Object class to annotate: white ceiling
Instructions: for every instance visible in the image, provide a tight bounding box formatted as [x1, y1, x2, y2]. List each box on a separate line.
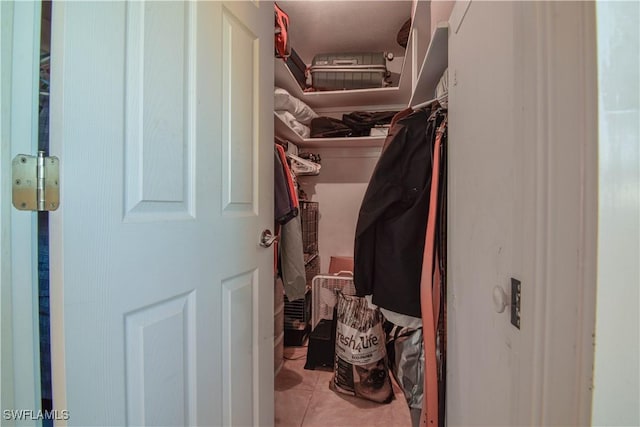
[277, 1, 413, 64]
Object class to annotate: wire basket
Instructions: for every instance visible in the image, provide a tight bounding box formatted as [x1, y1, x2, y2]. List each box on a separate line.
[304, 253, 320, 290]
[284, 291, 311, 331]
[300, 201, 319, 254]
[311, 273, 357, 330]
[283, 254, 319, 346]
[283, 290, 312, 346]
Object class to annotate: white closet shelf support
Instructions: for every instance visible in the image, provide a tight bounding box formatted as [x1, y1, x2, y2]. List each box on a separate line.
[412, 97, 440, 110]
[408, 22, 449, 109]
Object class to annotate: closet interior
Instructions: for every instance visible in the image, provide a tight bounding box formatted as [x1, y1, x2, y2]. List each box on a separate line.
[38, 2, 53, 424]
[273, 1, 452, 426]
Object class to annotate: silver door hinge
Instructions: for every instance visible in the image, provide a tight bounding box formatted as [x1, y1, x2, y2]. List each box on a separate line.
[12, 151, 59, 211]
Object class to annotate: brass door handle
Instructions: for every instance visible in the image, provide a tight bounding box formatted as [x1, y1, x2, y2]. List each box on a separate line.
[260, 229, 277, 248]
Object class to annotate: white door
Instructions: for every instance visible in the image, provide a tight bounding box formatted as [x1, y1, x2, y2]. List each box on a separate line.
[447, 3, 520, 424]
[48, 2, 274, 426]
[1, 1, 43, 418]
[447, 1, 597, 426]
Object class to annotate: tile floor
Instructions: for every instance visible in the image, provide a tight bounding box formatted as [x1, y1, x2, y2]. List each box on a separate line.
[275, 346, 412, 427]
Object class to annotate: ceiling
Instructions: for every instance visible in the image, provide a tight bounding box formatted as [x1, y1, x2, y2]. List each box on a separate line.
[277, 1, 413, 65]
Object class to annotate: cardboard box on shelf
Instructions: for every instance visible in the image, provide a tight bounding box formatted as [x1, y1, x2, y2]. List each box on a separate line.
[328, 256, 354, 275]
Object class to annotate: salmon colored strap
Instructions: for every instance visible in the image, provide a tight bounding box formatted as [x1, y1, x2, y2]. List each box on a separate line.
[275, 144, 299, 210]
[420, 118, 447, 426]
[433, 251, 441, 329]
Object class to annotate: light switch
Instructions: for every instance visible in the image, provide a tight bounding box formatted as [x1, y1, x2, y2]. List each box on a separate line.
[511, 278, 521, 329]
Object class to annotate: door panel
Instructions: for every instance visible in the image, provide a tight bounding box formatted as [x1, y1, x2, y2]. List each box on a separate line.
[447, 1, 597, 425]
[123, 1, 195, 220]
[448, 3, 518, 425]
[221, 7, 258, 214]
[49, 2, 274, 425]
[125, 292, 196, 426]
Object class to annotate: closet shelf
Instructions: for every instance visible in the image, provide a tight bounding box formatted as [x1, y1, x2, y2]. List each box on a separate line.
[274, 26, 448, 112]
[275, 113, 385, 149]
[275, 53, 413, 111]
[274, 21, 448, 150]
[408, 23, 449, 109]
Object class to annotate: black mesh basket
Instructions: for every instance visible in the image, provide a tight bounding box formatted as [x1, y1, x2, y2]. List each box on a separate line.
[300, 201, 319, 254]
[283, 253, 320, 346]
[284, 290, 311, 346]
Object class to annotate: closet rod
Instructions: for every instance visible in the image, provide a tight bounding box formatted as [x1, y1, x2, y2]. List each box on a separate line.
[411, 97, 440, 110]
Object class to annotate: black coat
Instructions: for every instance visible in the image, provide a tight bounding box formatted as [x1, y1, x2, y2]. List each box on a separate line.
[353, 109, 442, 317]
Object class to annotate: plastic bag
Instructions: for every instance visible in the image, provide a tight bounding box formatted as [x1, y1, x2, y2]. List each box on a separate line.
[310, 117, 352, 138]
[332, 292, 393, 403]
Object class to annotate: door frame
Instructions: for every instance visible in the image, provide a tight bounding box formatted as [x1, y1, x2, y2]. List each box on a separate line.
[446, 1, 598, 425]
[1, 0, 44, 423]
[511, 2, 598, 425]
[2, 1, 600, 425]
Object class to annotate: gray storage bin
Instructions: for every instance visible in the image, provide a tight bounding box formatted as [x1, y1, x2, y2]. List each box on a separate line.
[310, 52, 389, 90]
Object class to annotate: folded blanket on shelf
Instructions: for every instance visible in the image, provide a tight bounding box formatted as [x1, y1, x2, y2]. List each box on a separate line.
[275, 111, 311, 138]
[275, 87, 318, 125]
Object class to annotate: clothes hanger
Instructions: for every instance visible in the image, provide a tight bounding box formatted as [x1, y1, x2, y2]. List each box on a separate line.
[411, 92, 449, 112]
[411, 96, 440, 111]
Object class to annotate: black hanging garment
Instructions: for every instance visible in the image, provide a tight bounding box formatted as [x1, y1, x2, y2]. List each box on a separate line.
[341, 111, 398, 137]
[353, 109, 445, 317]
[310, 116, 353, 138]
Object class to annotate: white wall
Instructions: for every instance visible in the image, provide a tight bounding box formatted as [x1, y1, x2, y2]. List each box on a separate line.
[298, 147, 380, 273]
[311, 182, 367, 273]
[592, 2, 640, 425]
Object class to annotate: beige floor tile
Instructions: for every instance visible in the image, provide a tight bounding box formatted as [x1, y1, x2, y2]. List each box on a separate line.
[276, 364, 317, 392]
[277, 346, 320, 392]
[275, 387, 313, 427]
[276, 346, 412, 427]
[300, 384, 411, 427]
[301, 370, 411, 426]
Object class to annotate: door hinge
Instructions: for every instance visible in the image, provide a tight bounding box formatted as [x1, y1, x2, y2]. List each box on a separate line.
[12, 151, 59, 211]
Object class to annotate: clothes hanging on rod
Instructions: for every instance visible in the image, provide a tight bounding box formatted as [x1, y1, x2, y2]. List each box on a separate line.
[40, 54, 50, 98]
[275, 148, 293, 224]
[274, 143, 306, 302]
[419, 113, 447, 427]
[353, 108, 445, 318]
[434, 115, 448, 425]
[353, 106, 448, 427]
[275, 144, 299, 224]
[278, 214, 306, 302]
[412, 69, 449, 111]
[287, 152, 321, 176]
[411, 97, 440, 111]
